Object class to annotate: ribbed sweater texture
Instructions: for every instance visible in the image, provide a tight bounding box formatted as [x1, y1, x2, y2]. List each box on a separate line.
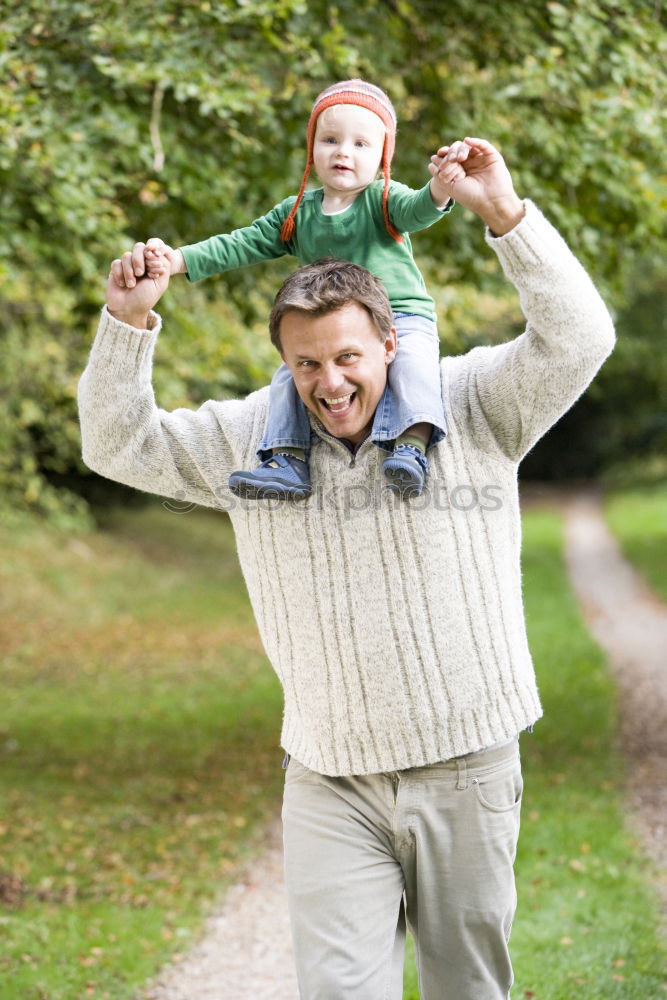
[78, 202, 615, 776]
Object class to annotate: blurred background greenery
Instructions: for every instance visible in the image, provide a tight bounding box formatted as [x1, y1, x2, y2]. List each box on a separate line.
[2, 6, 667, 996]
[1, 0, 665, 526]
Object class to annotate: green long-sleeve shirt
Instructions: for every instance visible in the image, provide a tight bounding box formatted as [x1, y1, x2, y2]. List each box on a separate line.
[181, 180, 452, 321]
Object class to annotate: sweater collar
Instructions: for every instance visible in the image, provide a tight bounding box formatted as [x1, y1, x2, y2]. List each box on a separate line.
[307, 411, 375, 456]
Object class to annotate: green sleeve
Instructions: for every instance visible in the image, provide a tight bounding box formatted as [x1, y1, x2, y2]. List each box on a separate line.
[386, 180, 454, 235]
[180, 198, 296, 282]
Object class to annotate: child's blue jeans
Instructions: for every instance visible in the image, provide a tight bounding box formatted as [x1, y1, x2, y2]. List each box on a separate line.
[257, 313, 448, 459]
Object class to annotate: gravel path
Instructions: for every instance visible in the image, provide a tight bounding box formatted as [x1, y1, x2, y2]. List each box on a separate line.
[562, 489, 667, 911]
[139, 816, 297, 1000]
[139, 487, 666, 999]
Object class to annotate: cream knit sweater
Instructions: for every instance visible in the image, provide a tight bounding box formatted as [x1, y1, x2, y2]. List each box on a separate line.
[78, 202, 615, 776]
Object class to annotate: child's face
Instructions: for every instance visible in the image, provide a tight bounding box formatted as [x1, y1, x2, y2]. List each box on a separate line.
[313, 105, 385, 199]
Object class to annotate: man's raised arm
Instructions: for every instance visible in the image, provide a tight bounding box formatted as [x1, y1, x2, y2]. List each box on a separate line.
[430, 139, 615, 462]
[78, 243, 250, 508]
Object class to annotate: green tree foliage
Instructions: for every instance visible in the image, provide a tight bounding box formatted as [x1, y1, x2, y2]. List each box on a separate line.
[522, 261, 667, 482]
[1, 0, 665, 518]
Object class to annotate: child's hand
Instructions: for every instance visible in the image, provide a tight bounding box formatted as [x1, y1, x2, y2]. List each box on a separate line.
[428, 140, 470, 207]
[144, 239, 184, 278]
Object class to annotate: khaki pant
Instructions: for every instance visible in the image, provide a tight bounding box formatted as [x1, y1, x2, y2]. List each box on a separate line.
[282, 739, 522, 999]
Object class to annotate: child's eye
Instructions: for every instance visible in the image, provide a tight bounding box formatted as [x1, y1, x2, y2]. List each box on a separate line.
[323, 136, 337, 144]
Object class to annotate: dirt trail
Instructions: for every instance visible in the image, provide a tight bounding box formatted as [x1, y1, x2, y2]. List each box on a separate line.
[140, 818, 297, 1000]
[140, 487, 666, 998]
[561, 489, 667, 903]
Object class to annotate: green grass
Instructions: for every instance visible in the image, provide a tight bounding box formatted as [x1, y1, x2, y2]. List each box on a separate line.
[605, 481, 667, 602]
[0, 504, 284, 1000]
[403, 509, 666, 998]
[1, 503, 665, 999]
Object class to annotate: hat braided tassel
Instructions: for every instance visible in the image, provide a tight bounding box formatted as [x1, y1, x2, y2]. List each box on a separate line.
[382, 152, 403, 243]
[280, 160, 313, 243]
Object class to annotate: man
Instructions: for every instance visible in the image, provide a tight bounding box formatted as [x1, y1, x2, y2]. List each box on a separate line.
[78, 138, 614, 999]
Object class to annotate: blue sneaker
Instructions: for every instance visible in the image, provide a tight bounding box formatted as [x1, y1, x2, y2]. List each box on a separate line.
[228, 453, 312, 500]
[382, 444, 428, 497]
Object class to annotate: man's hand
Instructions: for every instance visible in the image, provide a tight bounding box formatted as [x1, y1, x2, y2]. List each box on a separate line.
[106, 242, 170, 329]
[428, 137, 525, 235]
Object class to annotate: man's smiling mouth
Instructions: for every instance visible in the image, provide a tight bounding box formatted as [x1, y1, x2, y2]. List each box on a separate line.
[320, 392, 356, 414]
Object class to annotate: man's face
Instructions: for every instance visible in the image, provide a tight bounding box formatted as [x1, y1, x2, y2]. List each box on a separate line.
[279, 302, 397, 445]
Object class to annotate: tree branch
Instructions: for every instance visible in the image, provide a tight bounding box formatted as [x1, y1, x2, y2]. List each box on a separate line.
[150, 81, 165, 172]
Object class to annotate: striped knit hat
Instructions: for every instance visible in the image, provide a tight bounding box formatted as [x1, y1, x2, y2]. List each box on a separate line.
[280, 79, 402, 244]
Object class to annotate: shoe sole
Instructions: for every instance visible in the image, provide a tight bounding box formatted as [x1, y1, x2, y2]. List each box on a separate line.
[229, 481, 311, 501]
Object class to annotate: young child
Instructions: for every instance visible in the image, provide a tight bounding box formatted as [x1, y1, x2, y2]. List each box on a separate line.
[143, 79, 460, 500]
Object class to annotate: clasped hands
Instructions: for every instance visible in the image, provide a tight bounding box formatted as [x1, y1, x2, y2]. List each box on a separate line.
[428, 137, 524, 235]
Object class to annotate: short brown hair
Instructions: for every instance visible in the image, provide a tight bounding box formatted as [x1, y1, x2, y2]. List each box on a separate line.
[269, 258, 394, 352]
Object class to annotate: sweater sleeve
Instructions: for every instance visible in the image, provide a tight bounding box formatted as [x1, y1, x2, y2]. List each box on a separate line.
[180, 198, 295, 282]
[386, 180, 453, 234]
[447, 200, 615, 463]
[77, 308, 266, 507]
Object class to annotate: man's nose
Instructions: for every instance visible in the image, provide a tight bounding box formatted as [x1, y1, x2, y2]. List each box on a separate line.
[317, 364, 346, 394]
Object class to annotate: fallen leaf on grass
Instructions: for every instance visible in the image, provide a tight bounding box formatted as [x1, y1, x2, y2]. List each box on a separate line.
[0, 871, 26, 907]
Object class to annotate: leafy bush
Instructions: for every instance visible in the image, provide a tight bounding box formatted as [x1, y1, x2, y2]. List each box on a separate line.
[1, 0, 665, 519]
